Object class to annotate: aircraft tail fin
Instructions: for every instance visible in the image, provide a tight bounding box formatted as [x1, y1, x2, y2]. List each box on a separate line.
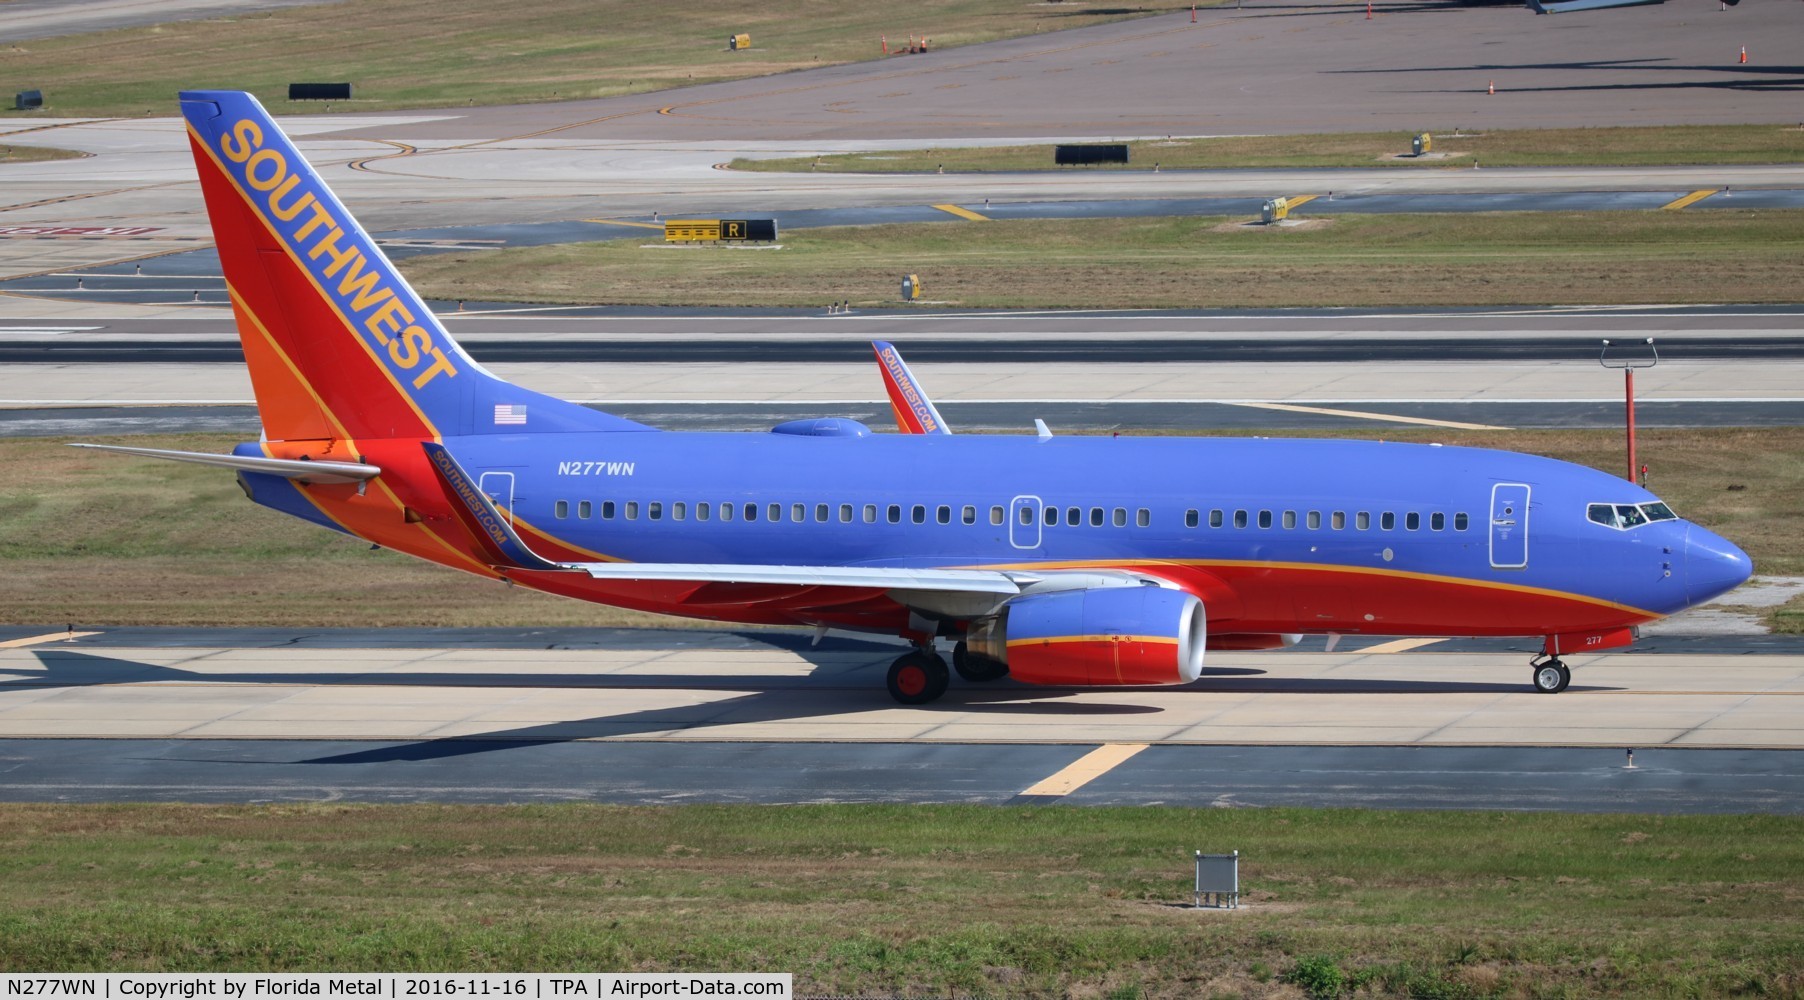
[873, 341, 952, 435]
[179, 90, 651, 443]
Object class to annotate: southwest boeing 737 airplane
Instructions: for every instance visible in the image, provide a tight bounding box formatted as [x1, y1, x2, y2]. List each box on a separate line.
[78, 91, 1753, 704]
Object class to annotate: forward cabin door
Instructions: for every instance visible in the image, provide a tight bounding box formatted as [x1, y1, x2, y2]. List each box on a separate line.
[1489, 483, 1530, 570]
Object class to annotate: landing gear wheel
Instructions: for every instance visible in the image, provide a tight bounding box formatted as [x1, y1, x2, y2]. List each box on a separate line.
[1532, 657, 1571, 694]
[952, 640, 1008, 683]
[887, 651, 950, 705]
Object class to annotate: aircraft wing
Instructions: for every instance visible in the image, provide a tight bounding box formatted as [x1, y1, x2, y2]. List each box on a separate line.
[568, 562, 1031, 593]
[1528, 0, 1669, 13]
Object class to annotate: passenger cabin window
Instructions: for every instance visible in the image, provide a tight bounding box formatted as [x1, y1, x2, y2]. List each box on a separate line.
[719, 502, 732, 522]
[1455, 512, 1469, 531]
[1380, 512, 1395, 531]
[1209, 509, 1224, 528]
[578, 500, 592, 519]
[743, 502, 758, 522]
[1283, 510, 1297, 529]
[816, 503, 830, 522]
[1066, 507, 1080, 527]
[1332, 511, 1346, 530]
[602, 501, 616, 519]
[1113, 508, 1127, 527]
[964, 506, 977, 525]
[912, 504, 926, 524]
[938, 505, 952, 525]
[1185, 509, 1199, 529]
[888, 504, 901, 524]
[555, 500, 569, 519]
[990, 506, 1004, 525]
[672, 502, 686, 521]
[1307, 511, 1321, 530]
[1042, 506, 1056, 526]
[791, 503, 805, 523]
[696, 502, 710, 521]
[1430, 512, 1444, 531]
[1356, 512, 1370, 530]
[648, 502, 663, 520]
[1234, 510, 1249, 529]
[864, 504, 878, 523]
[840, 504, 853, 523]
[1258, 510, 1273, 529]
[1406, 512, 1420, 531]
[1136, 508, 1150, 528]
[1090, 507, 1104, 527]
[625, 501, 640, 520]
[768, 503, 782, 522]
[1018, 506, 1033, 526]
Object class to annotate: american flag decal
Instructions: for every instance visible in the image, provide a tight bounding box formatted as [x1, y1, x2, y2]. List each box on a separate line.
[493, 403, 527, 425]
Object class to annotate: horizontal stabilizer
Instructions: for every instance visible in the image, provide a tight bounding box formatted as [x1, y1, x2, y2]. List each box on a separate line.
[69, 443, 379, 484]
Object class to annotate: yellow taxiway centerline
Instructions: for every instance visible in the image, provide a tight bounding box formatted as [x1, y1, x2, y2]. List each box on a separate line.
[0, 631, 100, 649]
[1661, 189, 1718, 211]
[933, 203, 990, 221]
[1020, 743, 1149, 797]
[1360, 637, 1448, 654]
[581, 218, 667, 230]
[1223, 401, 1507, 431]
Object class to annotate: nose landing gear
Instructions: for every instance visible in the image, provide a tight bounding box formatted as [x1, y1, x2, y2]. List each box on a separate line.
[1530, 654, 1571, 694]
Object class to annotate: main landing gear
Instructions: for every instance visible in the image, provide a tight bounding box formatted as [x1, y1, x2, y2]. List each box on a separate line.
[887, 648, 950, 705]
[1530, 654, 1571, 694]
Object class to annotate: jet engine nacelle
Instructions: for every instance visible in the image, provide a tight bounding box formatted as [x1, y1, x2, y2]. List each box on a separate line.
[967, 586, 1206, 686]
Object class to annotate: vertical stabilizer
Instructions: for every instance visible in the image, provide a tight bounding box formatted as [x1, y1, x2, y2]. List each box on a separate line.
[179, 90, 651, 441]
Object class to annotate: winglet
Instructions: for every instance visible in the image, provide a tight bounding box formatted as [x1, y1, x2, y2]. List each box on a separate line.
[873, 341, 952, 435]
[420, 441, 567, 572]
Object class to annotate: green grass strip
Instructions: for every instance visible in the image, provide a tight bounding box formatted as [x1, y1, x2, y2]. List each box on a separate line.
[1, 802, 1801, 998]
[400, 210, 1804, 310]
[733, 124, 1804, 172]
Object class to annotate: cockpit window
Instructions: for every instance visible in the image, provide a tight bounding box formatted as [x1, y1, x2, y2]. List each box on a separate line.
[1588, 500, 1680, 530]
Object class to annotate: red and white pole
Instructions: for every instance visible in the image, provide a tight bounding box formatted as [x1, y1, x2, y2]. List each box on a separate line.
[1624, 368, 1638, 482]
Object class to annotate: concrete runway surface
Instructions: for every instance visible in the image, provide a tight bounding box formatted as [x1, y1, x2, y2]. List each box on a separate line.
[1, 627, 1801, 810]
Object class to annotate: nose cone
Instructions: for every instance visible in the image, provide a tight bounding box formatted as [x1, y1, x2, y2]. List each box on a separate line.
[1685, 524, 1753, 606]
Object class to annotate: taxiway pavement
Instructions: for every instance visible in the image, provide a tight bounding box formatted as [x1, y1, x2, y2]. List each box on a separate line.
[2, 627, 1801, 810]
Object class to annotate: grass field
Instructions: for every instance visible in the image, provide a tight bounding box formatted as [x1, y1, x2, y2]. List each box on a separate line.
[731, 124, 1804, 173]
[0, 0, 1188, 119]
[6, 427, 1796, 629]
[399, 210, 1804, 310]
[1, 803, 1801, 997]
[0, 143, 85, 162]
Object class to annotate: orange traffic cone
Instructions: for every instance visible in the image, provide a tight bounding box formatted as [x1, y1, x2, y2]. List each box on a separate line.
[1739, 45, 1748, 63]
[1191, 4, 1197, 21]
[881, 34, 888, 55]
[1487, 80, 1495, 95]
[1366, 1, 1373, 18]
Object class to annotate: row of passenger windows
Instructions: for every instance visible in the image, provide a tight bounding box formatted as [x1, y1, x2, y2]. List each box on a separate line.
[549, 498, 1470, 533]
[551, 499, 1156, 527]
[1186, 508, 1471, 532]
